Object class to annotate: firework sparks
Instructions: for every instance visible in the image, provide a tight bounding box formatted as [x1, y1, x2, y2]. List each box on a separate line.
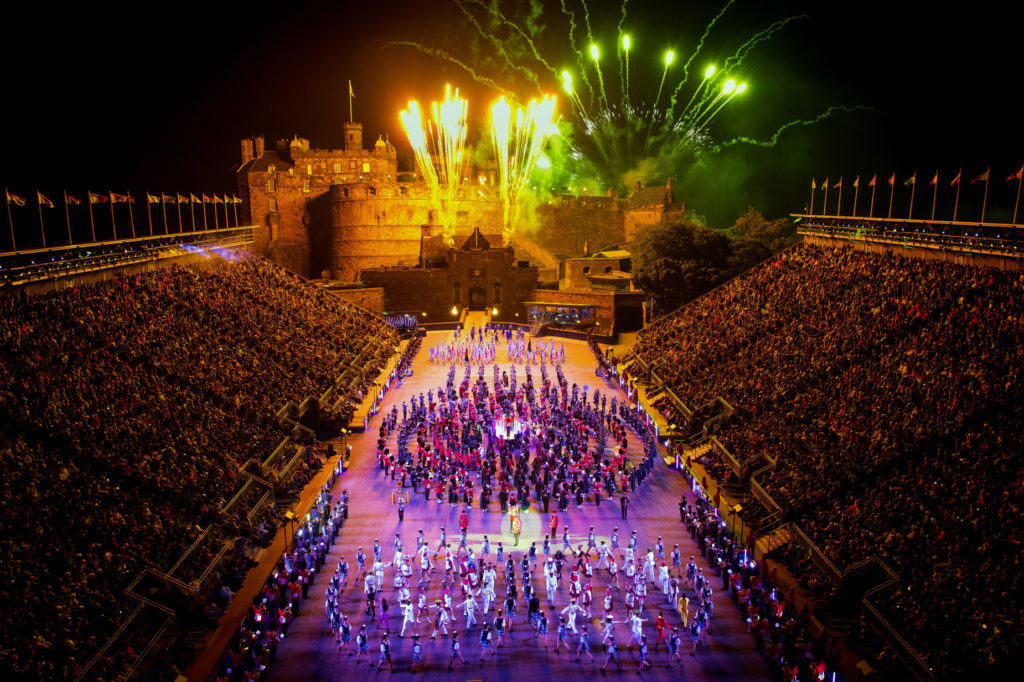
[399, 86, 470, 248]
[491, 94, 559, 246]
[391, 1, 866, 199]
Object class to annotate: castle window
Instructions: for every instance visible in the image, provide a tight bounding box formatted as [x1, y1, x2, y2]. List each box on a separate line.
[267, 178, 276, 193]
[583, 266, 591, 274]
[334, 162, 342, 173]
[303, 178, 311, 193]
[493, 282, 502, 304]
[349, 160, 357, 170]
[362, 162, 371, 173]
[267, 164, 276, 173]
[604, 265, 613, 274]
[400, 186, 408, 196]
[268, 197, 277, 212]
[368, 187, 376, 196]
[306, 164, 312, 175]
[343, 188, 349, 198]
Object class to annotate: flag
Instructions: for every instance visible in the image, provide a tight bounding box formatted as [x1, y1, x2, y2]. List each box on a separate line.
[162, 193, 175, 204]
[349, 80, 355, 99]
[1007, 165, 1023, 182]
[37, 191, 54, 208]
[202, 194, 213, 204]
[88, 191, 108, 204]
[868, 174, 877, 188]
[65, 192, 82, 206]
[232, 195, 242, 204]
[214, 194, 224, 204]
[110, 192, 130, 203]
[821, 177, 828, 190]
[904, 172, 916, 187]
[853, 176, 859, 188]
[888, 173, 896, 186]
[190, 193, 202, 203]
[930, 171, 938, 186]
[177, 193, 189, 203]
[971, 168, 990, 185]
[951, 170, 961, 186]
[6, 190, 26, 206]
[811, 178, 816, 190]
[833, 178, 842, 189]
[147, 193, 160, 204]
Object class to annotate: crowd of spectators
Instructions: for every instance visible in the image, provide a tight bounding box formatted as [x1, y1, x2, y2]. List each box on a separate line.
[0, 253, 395, 680]
[632, 245, 1024, 676]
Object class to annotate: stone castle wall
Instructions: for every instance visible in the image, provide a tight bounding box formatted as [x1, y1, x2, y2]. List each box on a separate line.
[239, 130, 653, 282]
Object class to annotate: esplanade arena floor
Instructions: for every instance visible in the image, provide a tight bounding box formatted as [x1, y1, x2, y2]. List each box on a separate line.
[266, 321, 772, 681]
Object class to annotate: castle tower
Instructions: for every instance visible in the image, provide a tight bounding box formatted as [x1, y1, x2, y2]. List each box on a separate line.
[343, 121, 363, 152]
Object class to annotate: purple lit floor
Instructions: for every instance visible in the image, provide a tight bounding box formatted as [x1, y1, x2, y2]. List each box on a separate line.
[267, 326, 772, 681]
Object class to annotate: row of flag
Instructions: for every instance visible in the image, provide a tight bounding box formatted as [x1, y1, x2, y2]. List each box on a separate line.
[811, 166, 1024, 191]
[809, 164, 1024, 224]
[6, 190, 243, 207]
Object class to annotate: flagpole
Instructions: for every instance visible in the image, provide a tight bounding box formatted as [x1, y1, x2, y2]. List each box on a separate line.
[127, 194, 135, 238]
[87, 194, 96, 242]
[953, 170, 962, 222]
[823, 179, 829, 217]
[202, 198, 209, 230]
[908, 175, 916, 219]
[232, 198, 239, 226]
[161, 196, 169, 234]
[213, 198, 220, 229]
[887, 176, 895, 219]
[146, 195, 153, 236]
[109, 194, 117, 240]
[809, 181, 815, 215]
[64, 192, 73, 245]
[836, 178, 843, 216]
[981, 168, 990, 223]
[176, 197, 183, 232]
[223, 198, 229, 228]
[190, 199, 196, 232]
[38, 194, 47, 248]
[1014, 170, 1023, 225]
[852, 178, 859, 218]
[931, 171, 938, 221]
[869, 182, 876, 218]
[349, 79, 354, 123]
[5, 190, 15, 251]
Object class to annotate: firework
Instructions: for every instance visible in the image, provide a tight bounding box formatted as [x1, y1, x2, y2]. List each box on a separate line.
[490, 94, 559, 246]
[389, 1, 866, 197]
[399, 86, 469, 247]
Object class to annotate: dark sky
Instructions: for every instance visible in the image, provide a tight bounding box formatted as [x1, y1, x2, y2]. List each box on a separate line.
[2, 0, 1020, 237]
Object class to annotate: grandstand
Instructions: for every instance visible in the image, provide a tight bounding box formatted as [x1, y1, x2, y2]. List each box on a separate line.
[0, 247, 396, 680]
[3, 211, 1021, 682]
[632, 241, 1022, 678]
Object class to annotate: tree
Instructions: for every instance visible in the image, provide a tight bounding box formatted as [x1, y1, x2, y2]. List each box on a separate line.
[731, 206, 798, 252]
[631, 219, 733, 313]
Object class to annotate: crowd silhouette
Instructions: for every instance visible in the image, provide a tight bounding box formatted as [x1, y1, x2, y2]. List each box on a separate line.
[0, 255, 394, 680]
[633, 245, 1023, 676]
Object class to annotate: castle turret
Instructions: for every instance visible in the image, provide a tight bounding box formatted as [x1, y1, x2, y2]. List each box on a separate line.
[254, 136, 265, 158]
[241, 138, 253, 165]
[343, 121, 363, 151]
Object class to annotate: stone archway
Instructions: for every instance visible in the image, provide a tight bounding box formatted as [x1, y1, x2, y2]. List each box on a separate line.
[468, 286, 487, 310]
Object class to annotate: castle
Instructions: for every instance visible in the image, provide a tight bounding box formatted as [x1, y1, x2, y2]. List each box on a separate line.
[235, 119, 682, 330]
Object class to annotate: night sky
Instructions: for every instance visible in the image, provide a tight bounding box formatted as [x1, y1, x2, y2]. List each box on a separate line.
[2, 0, 1020, 235]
